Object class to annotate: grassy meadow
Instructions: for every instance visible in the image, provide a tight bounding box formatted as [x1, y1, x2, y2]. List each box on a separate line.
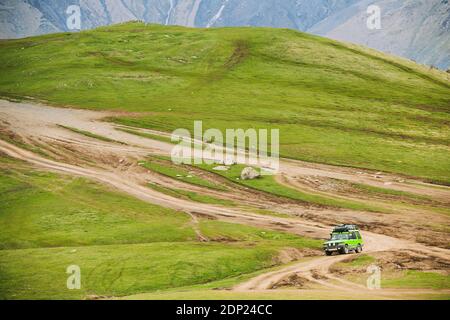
[0, 22, 449, 300]
[0, 22, 448, 184]
[0, 156, 321, 299]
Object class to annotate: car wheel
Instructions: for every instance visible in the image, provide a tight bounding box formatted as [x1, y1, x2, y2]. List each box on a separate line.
[343, 245, 349, 254]
[355, 245, 362, 253]
[325, 251, 332, 256]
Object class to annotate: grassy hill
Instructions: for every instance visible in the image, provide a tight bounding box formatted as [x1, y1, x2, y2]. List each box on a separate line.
[0, 22, 449, 183]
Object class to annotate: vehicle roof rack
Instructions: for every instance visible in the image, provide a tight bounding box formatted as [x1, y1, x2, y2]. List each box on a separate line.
[333, 224, 358, 233]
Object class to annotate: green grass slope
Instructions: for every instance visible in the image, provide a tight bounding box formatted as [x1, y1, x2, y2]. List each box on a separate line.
[0, 22, 449, 183]
[0, 156, 321, 299]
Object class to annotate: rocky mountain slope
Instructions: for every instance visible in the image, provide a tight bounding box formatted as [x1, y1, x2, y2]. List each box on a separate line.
[310, 0, 450, 70]
[0, 0, 449, 69]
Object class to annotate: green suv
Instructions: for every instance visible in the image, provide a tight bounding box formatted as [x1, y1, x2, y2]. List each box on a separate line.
[323, 224, 363, 256]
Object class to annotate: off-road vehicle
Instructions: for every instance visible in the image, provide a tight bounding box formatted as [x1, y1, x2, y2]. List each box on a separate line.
[323, 224, 363, 256]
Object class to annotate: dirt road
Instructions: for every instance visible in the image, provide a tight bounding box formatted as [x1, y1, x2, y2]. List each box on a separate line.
[1, 99, 449, 298]
[2, 137, 438, 298]
[1, 100, 448, 201]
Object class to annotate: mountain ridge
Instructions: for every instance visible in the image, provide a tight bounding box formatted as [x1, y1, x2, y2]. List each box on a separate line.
[0, 0, 449, 69]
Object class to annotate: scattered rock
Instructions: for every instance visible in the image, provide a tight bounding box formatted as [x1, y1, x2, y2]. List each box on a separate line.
[213, 166, 230, 171]
[240, 167, 260, 180]
[224, 158, 236, 166]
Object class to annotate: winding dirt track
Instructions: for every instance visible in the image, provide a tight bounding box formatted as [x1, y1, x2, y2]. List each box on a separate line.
[1, 100, 447, 201]
[0, 138, 422, 296]
[1, 99, 449, 298]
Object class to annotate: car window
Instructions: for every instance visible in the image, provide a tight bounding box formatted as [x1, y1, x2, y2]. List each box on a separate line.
[331, 233, 349, 240]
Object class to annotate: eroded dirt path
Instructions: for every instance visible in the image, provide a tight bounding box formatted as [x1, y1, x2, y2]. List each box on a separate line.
[2, 138, 437, 298]
[233, 231, 405, 291]
[1, 99, 449, 299]
[1, 100, 448, 201]
[0, 138, 329, 239]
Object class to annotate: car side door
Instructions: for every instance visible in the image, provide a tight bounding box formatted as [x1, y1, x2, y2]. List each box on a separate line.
[349, 232, 358, 248]
[356, 231, 363, 246]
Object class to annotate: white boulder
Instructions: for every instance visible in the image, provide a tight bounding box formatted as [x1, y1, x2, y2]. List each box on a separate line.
[240, 167, 260, 180]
